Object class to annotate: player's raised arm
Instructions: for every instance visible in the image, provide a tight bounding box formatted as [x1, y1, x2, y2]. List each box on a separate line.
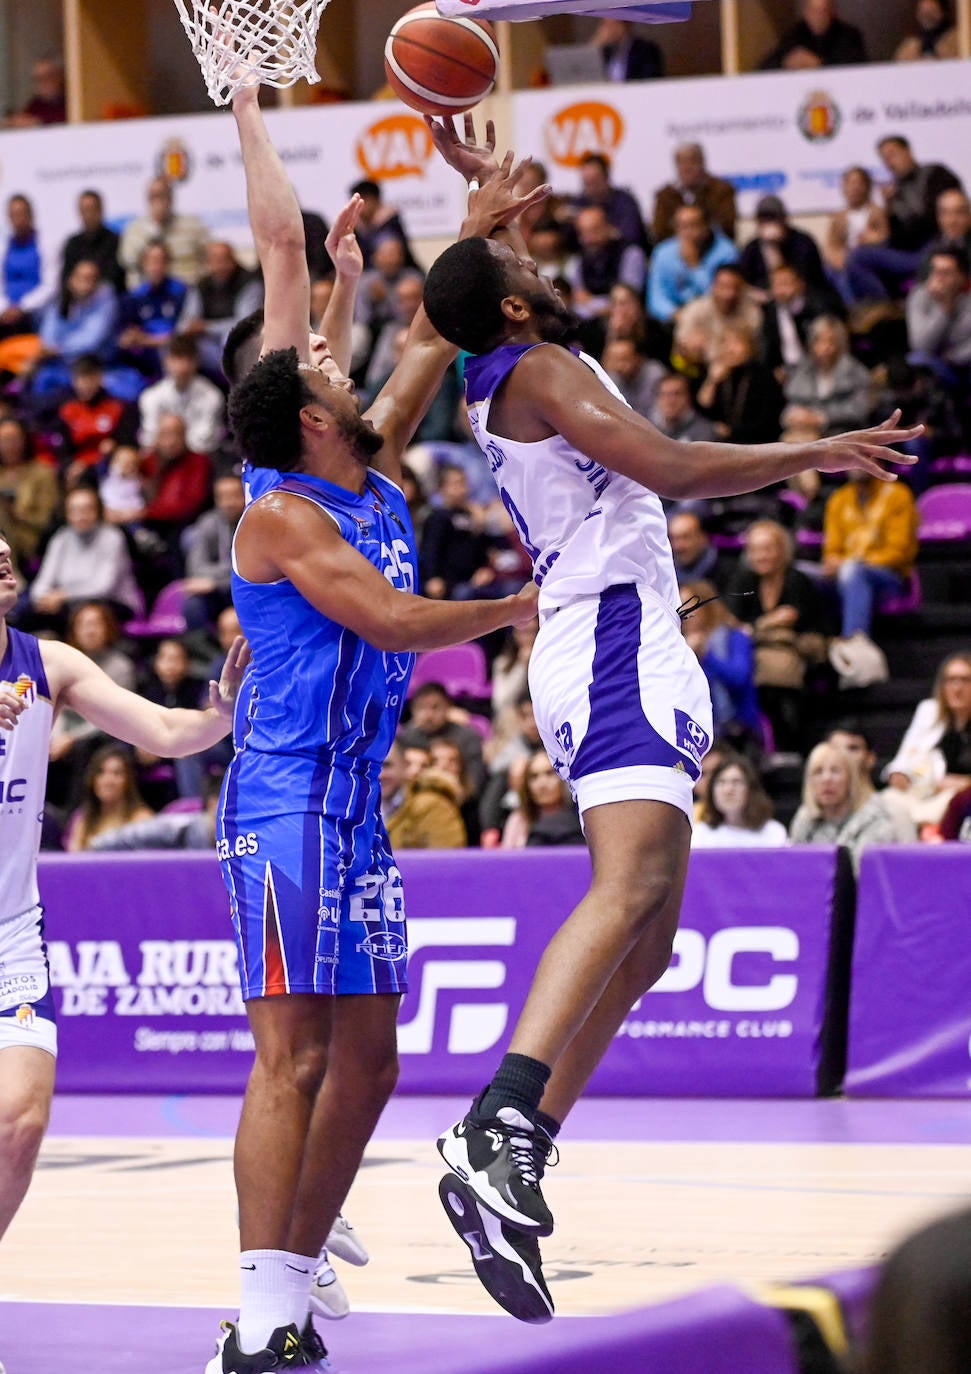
[232, 82, 310, 362]
[317, 194, 365, 378]
[40, 636, 250, 757]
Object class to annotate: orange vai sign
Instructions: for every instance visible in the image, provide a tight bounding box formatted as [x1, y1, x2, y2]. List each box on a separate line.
[356, 112, 433, 180]
[544, 101, 625, 167]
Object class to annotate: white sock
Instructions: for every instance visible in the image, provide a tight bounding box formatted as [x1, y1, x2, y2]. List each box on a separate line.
[284, 1250, 318, 1330]
[237, 1250, 300, 1354]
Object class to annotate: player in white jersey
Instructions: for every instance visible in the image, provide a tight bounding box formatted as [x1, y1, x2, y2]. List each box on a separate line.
[0, 528, 248, 1252]
[421, 119, 921, 1322]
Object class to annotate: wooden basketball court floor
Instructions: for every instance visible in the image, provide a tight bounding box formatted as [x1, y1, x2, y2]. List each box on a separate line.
[2, 1094, 970, 1371]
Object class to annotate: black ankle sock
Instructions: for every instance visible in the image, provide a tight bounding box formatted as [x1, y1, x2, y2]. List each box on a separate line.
[534, 1110, 561, 1140]
[477, 1053, 551, 1124]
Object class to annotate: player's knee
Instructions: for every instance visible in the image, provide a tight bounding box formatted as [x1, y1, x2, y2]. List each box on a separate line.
[290, 1043, 329, 1101]
[0, 1101, 47, 1178]
[600, 868, 679, 937]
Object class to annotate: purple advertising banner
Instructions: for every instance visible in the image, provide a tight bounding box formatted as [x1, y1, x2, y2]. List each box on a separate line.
[38, 847, 845, 1096]
[846, 847, 971, 1097]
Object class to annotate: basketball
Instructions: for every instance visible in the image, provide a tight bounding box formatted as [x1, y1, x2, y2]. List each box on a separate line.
[384, 3, 499, 118]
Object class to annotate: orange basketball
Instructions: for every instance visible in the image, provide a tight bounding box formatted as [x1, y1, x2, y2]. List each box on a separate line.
[384, 3, 499, 118]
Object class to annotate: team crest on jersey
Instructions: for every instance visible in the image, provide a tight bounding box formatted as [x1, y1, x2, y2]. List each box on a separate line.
[352, 516, 372, 538]
[15, 1004, 35, 1029]
[2, 674, 36, 706]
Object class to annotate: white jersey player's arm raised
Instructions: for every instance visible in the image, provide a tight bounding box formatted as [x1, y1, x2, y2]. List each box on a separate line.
[38, 638, 249, 758]
[510, 346, 921, 498]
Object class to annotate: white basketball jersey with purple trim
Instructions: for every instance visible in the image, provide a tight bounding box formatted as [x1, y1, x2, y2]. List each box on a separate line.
[464, 343, 680, 614]
[0, 629, 53, 918]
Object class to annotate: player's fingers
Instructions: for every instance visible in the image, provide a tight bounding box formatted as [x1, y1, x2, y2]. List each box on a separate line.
[463, 111, 475, 144]
[485, 119, 496, 151]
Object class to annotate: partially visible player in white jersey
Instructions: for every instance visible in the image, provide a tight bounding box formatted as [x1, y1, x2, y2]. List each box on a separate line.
[421, 119, 922, 1323]
[0, 528, 248, 1253]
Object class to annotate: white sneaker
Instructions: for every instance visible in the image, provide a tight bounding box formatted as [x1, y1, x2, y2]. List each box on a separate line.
[325, 1212, 369, 1267]
[309, 1252, 350, 1320]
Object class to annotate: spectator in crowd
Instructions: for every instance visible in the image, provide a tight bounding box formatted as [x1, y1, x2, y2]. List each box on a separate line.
[692, 755, 788, 848]
[894, 0, 958, 61]
[2, 56, 66, 127]
[697, 324, 785, 445]
[384, 740, 467, 849]
[592, 18, 664, 82]
[573, 152, 648, 253]
[27, 486, 140, 629]
[790, 741, 897, 871]
[824, 166, 889, 304]
[182, 240, 263, 374]
[653, 142, 737, 245]
[399, 681, 486, 793]
[137, 637, 207, 799]
[99, 443, 145, 527]
[137, 413, 211, 554]
[526, 218, 578, 282]
[823, 469, 919, 686]
[596, 281, 668, 365]
[349, 178, 417, 270]
[781, 316, 873, 441]
[355, 234, 423, 336]
[33, 258, 119, 395]
[727, 520, 827, 752]
[825, 720, 918, 841]
[691, 738, 736, 822]
[906, 247, 971, 378]
[118, 241, 191, 379]
[845, 136, 962, 301]
[761, 263, 841, 377]
[119, 176, 209, 288]
[481, 693, 545, 843]
[680, 578, 762, 742]
[65, 744, 154, 851]
[668, 511, 731, 586]
[939, 782, 971, 840]
[56, 354, 137, 482]
[59, 189, 124, 293]
[363, 273, 426, 400]
[566, 205, 646, 320]
[759, 0, 867, 69]
[602, 338, 665, 419]
[674, 263, 762, 367]
[181, 472, 246, 629]
[649, 372, 718, 444]
[647, 206, 737, 325]
[0, 194, 48, 335]
[0, 416, 58, 564]
[501, 748, 584, 848]
[883, 651, 971, 827]
[89, 771, 226, 851]
[419, 464, 497, 600]
[738, 195, 828, 298]
[917, 189, 971, 279]
[429, 737, 481, 846]
[490, 621, 539, 722]
[137, 334, 225, 455]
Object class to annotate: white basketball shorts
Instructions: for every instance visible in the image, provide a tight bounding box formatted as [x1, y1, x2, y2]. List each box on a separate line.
[529, 583, 714, 822]
[0, 905, 58, 1057]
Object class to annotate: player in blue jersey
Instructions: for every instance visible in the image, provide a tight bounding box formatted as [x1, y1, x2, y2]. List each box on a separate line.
[0, 528, 247, 1257]
[203, 78, 547, 1374]
[420, 119, 922, 1323]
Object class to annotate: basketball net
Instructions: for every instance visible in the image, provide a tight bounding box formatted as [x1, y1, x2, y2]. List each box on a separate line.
[172, 0, 333, 106]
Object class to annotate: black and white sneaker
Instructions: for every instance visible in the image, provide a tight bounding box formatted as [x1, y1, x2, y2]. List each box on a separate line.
[204, 1321, 305, 1373]
[437, 1100, 555, 1236]
[298, 1319, 331, 1370]
[439, 1173, 555, 1323]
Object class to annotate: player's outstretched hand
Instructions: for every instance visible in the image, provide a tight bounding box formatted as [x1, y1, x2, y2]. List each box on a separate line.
[810, 411, 923, 482]
[464, 149, 551, 235]
[209, 636, 251, 717]
[326, 194, 365, 280]
[425, 112, 500, 184]
[508, 580, 539, 627]
[0, 684, 26, 731]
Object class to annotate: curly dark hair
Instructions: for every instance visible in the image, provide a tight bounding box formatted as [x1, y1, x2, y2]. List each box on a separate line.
[227, 347, 315, 472]
[423, 238, 511, 356]
[221, 308, 264, 386]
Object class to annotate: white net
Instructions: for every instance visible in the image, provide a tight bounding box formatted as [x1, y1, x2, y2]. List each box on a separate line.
[172, 0, 333, 107]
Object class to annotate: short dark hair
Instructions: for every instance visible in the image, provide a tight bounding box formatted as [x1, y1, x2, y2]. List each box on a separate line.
[423, 238, 511, 355]
[350, 179, 380, 200]
[878, 134, 910, 153]
[222, 308, 264, 386]
[411, 681, 450, 704]
[826, 719, 873, 750]
[580, 152, 610, 177]
[167, 333, 199, 363]
[714, 263, 744, 280]
[227, 347, 315, 472]
[71, 353, 103, 377]
[930, 246, 970, 276]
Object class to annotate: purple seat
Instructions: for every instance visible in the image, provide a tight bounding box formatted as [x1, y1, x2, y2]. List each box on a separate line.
[916, 482, 971, 541]
[929, 453, 971, 477]
[407, 642, 490, 701]
[124, 580, 188, 638]
[878, 567, 921, 615]
[160, 796, 203, 814]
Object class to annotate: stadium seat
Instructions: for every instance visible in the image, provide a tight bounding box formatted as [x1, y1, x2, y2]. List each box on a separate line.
[878, 568, 921, 616]
[124, 580, 188, 638]
[407, 642, 490, 701]
[916, 484, 971, 542]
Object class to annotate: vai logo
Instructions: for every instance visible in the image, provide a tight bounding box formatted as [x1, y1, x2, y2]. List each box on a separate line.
[797, 90, 841, 143]
[356, 113, 433, 181]
[544, 101, 624, 168]
[398, 917, 516, 1055]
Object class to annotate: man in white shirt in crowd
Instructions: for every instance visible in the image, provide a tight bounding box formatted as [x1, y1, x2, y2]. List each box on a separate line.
[138, 334, 226, 455]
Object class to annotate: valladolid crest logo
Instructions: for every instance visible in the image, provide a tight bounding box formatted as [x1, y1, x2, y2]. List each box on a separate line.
[797, 90, 841, 143]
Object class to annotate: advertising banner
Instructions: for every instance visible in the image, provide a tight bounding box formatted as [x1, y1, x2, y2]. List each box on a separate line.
[511, 59, 971, 220]
[38, 846, 847, 1096]
[845, 847, 971, 1097]
[0, 99, 467, 284]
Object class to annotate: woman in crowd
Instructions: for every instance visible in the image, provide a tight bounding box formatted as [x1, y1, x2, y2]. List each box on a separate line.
[789, 741, 897, 872]
[726, 520, 828, 752]
[386, 747, 467, 850]
[65, 743, 154, 852]
[501, 748, 584, 849]
[429, 737, 481, 846]
[0, 415, 58, 566]
[883, 651, 971, 828]
[693, 755, 787, 848]
[823, 167, 889, 304]
[490, 617, 539, 722]
[695, 324, 784, 445]
[680, 579, 762, 747]
[894, 0, 958, 60]
[781, 316, 873, 441]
